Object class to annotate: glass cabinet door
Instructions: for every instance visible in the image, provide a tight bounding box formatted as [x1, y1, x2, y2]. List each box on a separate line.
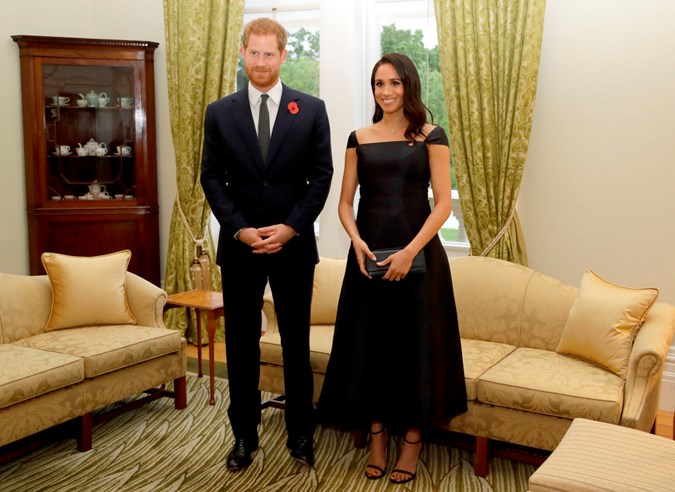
[13, 35, 160, 285]
[43, 63, 138, 202]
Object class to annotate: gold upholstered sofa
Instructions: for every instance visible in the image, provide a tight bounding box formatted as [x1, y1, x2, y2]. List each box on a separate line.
[259, 255, 675, 476]
[0, 252, 187, 452]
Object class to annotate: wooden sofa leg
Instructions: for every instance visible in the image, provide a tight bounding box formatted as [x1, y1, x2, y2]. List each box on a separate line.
[353, 428, 367, 449]
[78, 413, 93, 452]
[474, 436, 489, 477]
[174, 376, 187, 410]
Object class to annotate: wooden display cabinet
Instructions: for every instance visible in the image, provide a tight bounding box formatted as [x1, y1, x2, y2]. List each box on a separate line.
[12, 35, 160, 285]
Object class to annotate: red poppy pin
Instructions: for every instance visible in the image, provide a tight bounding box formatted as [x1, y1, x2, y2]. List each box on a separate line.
[287, 101, 299, 115]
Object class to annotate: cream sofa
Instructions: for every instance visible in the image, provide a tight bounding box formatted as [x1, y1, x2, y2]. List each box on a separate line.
[259, 256, 675, 476]
[0, 271, 187, 452]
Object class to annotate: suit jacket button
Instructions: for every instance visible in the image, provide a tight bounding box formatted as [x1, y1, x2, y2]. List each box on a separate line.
[263, 181, 268, 187]
[258, 206, 264, 212]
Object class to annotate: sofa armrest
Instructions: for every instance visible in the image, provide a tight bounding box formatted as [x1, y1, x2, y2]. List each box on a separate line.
[621, 302, 675, 430]
[125, 272, 168, 328]
[262, 291, 278, 335]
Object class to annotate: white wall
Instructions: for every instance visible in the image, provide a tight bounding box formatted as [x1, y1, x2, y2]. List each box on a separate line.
[519, 0, 675, 410]
[0, 0, 176, 277]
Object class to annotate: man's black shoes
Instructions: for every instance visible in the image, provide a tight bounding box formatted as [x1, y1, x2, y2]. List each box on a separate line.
[226, 438, 258, 471]
[288, 435, 314, 467]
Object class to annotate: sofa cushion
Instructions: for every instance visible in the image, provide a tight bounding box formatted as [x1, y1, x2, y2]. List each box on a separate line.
[519, 271, 578, 351]
[41, 250, 136, 331]
[0, 345, 83, 409]
[0, 273, 52, 343]
[477, 347, 624, 424]
[311, 258, 346, 325]
[556, 270, 658, 379]
[260, 324, 334, 373]
[13, 325, 181, 378]
[460, 338, 516, 401]
[450, 256, 533, 345]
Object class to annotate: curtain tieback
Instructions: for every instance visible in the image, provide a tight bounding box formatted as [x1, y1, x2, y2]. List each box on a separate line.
[478, 205, 517, 257]
[176, 194, 206, 256]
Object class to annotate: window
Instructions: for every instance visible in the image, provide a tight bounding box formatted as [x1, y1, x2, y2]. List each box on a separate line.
[236, 0, 468, 248]
[239, 2, 320, 95]
[241, 1, 321, 235]
[369, 0, 466, 244]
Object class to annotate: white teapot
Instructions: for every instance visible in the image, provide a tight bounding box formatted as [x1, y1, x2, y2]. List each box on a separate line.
[83, 138, 99, 156]
[82, 90, 99, 107]
[88, 180, 106, 197]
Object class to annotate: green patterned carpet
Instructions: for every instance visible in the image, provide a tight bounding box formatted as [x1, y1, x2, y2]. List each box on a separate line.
[0, 376, 535, 491]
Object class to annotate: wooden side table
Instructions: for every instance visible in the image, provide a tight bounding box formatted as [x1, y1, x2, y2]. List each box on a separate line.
[164, 289, 224, 405]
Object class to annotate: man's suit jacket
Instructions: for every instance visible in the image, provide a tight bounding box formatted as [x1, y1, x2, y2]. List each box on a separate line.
[201, 84, 333, 266]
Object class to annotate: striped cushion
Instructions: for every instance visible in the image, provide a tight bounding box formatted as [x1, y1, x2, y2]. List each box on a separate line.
[528, 418, 675, 491]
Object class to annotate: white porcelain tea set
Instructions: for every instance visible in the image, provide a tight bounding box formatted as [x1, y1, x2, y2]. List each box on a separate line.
[50, 91, 133, 109]
[75, 138, 108, 156]
[81, 180, 112, 200]
[57, 139, 132, 157]
[78, 91, 110, 108]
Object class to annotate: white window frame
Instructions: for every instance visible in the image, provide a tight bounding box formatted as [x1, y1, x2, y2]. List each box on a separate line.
[368, 0, 468, 249]
[231, 0, 469, 257]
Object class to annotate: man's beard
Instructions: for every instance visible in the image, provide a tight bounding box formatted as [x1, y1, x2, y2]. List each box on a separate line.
[245, 66, 279, 89]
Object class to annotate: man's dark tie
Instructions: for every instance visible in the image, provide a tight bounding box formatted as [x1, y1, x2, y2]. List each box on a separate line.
[258, 94, 270, 161]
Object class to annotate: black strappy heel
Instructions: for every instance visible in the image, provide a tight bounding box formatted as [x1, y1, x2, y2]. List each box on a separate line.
[389, 436, 422, 485]
[364, 426, 388, 480]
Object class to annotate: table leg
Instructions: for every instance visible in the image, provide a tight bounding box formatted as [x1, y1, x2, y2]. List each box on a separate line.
[195, 308, 203, 378]
[207, 311, 217, 405]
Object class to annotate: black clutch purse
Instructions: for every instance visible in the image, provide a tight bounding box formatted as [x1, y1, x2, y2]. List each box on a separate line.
[366, 248, 426, 276]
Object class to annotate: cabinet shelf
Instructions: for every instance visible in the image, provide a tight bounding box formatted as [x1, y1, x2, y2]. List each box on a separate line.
[13, 34, 160, 285]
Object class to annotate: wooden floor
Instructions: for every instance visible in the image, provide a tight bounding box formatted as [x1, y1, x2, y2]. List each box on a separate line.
[186, 343, 675, 440]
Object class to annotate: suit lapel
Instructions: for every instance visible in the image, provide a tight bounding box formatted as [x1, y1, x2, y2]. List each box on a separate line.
[265, 85, 300, 167]
[230, 87, 265, 169]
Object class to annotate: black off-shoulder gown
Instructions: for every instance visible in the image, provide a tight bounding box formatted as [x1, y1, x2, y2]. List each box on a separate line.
[318, 127, 468, 432]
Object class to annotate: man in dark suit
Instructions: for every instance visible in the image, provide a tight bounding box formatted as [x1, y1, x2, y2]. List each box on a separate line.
[200, 18, 333, 471]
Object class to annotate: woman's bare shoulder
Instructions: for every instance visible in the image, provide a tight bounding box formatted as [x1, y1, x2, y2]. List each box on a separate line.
[354, 126, 378, 143]
[423, 123, 438, 136]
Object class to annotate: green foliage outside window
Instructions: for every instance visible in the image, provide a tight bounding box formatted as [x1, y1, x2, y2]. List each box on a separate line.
[380, 24, 456, 189]
[237, 28, 320, 97]
[236, 25, 456, 189]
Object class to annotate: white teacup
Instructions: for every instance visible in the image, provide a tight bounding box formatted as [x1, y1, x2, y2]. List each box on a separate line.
[119, 97, 134, 108]
[64, 195, 75, 200]
[95, 147, 108, 156]
[76, 99, 88, 107]
[76, 147, 88, 156]
[55, 145, 70, 155]
[52, 96, 70, 106]
[116, 145, 132, 156]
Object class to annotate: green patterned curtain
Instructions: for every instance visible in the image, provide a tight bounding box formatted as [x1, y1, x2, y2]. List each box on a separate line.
[434, 0, 546, 264]
[163, 0, 244, 342]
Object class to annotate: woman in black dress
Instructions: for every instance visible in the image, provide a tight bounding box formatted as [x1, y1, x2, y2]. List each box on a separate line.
[317, 53, 467, 485]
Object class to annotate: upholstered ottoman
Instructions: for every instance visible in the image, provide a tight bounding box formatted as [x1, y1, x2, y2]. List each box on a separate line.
[528, 418, 675, 491]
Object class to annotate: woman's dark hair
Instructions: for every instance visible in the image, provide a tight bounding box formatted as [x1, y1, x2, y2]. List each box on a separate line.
[370, 53, 433, 142]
